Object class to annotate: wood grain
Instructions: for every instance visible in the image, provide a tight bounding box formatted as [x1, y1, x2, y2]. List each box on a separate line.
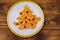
[0, 28, 60, 40]
[0, 0, 60, 40]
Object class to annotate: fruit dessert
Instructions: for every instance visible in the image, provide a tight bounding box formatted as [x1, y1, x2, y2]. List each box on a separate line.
[13, 5, 40, 30]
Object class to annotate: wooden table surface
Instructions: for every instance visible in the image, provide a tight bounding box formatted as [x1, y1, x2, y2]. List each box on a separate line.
[0, 0, 60, 40]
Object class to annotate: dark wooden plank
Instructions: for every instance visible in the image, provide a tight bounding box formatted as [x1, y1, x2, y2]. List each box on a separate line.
[0, 14, 6, 19]
[0, 0, 18, 3]
[34, 29, 60, 40]
[0, 22, 7, 26]
[39, 36, 60, 40]
[0, 26, 8, 28]
[0, 28, 60, 40]
[0, 18, 7, 22]
[33, 0, 60, 10]
[40, 29, 60, 36]
[0, 3, 13, 14]
[0, 28, 15, 40]
[0, 0, 56, 3]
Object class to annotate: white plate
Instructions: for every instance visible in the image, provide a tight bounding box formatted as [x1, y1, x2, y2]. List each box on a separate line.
[7, 1, 44, 38]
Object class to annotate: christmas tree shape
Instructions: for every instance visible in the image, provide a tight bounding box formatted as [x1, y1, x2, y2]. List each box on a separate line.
[13, 5, 40, 30]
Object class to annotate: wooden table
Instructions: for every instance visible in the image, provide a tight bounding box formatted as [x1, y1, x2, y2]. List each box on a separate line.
[0, 0, 60, 40]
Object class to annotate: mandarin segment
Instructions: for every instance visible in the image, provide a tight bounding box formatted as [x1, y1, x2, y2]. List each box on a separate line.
[13, 5, 40, 30]
[13, 22, 19, 26]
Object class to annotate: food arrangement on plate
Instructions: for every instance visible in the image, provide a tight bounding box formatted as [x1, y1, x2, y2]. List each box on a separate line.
[7, 1, 44, 37]
[13, 5, 40, 30]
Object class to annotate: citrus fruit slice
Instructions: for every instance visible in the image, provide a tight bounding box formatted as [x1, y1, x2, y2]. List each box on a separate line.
[7, 1, 44, 38]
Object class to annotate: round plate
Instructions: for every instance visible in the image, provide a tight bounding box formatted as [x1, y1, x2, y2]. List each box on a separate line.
[7, 1, 44, 38]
